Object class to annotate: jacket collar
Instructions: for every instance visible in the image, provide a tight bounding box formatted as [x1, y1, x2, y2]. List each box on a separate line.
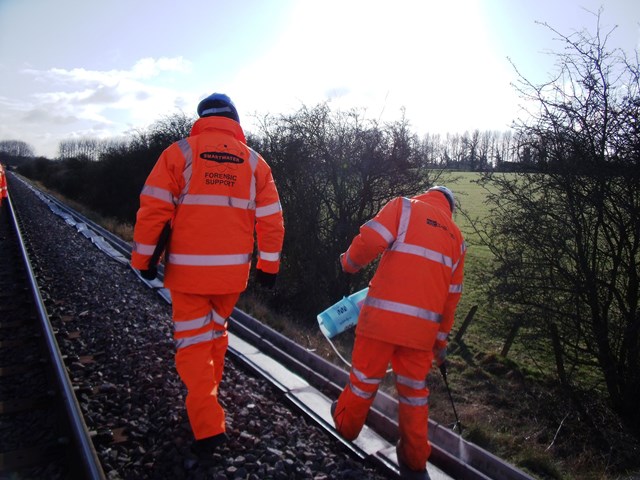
[190, 116, 247, 143]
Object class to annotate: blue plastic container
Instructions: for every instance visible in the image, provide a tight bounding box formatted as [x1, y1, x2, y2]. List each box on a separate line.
[317, 288, 369, 339]
[348, 288, 368, 310]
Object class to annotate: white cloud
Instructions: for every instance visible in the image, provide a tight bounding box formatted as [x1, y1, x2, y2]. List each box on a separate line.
[130, 57, 192, 79]
[23, 56, 191, 84]
[1, 57, 196, 157]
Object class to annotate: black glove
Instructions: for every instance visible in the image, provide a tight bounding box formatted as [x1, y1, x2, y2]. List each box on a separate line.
[256, 269, 277, 289]
[140, 264, 157, 281]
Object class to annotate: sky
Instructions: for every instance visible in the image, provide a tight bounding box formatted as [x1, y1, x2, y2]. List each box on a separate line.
[0, 0, 639, 159]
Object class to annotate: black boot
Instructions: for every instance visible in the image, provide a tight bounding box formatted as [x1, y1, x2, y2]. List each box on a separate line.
[192, 432, 229, 463]
[396, 441, 431, 480]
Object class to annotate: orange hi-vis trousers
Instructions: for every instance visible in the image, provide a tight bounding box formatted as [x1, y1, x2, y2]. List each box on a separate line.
[332, 335, 433, 471]
[171, 290, 240, 440]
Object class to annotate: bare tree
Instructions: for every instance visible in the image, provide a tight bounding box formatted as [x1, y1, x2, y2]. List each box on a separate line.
[58, 137, 104, 161]
[148, 111, 196, 147]
[251, 104, 436, 317]
[469, 11, 640, 437]
[0, 140, 35, 157]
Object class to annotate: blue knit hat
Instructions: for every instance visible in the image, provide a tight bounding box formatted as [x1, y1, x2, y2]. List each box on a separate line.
[197, 93, 240, 123]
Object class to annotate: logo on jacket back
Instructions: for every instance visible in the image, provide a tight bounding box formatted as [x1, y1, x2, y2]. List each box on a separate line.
[200, 152, 244, 164]
[427, 218, 444, 228]
[201, 143, 245, 175]
[427, 218, 456, 240]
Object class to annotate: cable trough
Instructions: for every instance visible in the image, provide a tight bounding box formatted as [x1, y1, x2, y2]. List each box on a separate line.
[11, 174, 535, 479]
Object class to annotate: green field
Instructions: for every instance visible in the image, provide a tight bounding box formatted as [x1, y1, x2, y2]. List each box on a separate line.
[437, 173, 501, 348]
[444, 171, 494, 252]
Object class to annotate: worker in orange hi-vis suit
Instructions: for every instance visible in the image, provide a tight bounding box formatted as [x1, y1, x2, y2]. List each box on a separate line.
[0, 164, 7, 206]
[331, 186, 465, 479]
[130, 93, 285, 460]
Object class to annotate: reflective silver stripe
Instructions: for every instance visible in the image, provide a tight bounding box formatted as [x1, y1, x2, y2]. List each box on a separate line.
[256, 201, 282, 217]
[134, 242, 156, 255]
[349, 381, 375, 400]
[437, 332, 448, 341]
[141, 185, 175, 204]
[396, 374, 427, 390]
[449, 283, 463, 293]
[168, 253, 251, 266]
[391, 243, 453, 268]
[248, 149, 259, 203]
[452, 242, 466, 272]
[180, 194, 255, 209]
[177, 139, 193, 204]
[200, 106, 233, 116]
[365, 296, 442, 323]
[211, 309, 227, 326]
[364, 219, 395, 245]
[174, 312, 211, 332]
[396, 197, 412, 242]
[345, 251, 363, 270]
[175, 328, 226, 349]
[352, 367, 383, 385]
[173, 308, 226, 333]
[259, 251, 280, 262]
[398, 394, 429, 406]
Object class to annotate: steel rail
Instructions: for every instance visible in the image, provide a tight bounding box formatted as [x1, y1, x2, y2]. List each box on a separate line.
[5, 188, 106, 480]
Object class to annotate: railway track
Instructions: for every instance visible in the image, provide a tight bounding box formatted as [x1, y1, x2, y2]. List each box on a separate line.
[0, 193, 105, 479]
[5, 173, 536, 480]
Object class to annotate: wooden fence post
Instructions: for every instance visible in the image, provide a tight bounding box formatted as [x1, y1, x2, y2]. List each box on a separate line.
[453, 305, 478, 344]
[501, 314, 524, 357]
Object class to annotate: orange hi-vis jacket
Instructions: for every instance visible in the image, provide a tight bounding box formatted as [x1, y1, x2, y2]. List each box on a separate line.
[340, 190, 466, 351]
[0, 165, 7, 199]
[131, 116, 285, 294]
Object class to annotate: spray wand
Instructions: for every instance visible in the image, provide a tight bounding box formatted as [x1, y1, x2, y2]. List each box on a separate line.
[439, 362, 463, 435]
